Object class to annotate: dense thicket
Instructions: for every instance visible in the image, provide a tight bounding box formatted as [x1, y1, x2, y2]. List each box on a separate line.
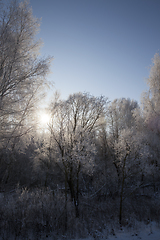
[0, 1, 160, 239]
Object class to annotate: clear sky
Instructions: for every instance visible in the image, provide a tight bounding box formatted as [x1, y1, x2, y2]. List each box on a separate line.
[29, 0, 160, 103]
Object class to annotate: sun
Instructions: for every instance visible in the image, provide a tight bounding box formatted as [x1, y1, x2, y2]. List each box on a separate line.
[39, 112, 51, 126]
[40, 113, 50, 125]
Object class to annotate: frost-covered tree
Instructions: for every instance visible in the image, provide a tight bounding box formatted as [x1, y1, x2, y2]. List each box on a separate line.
[0, 0, 51, 188]
[0, 0, 51, 148]
[143, 53, 160, 140]
[107, 98, 138, 140]
[141, 53, 160, 131]
[48, 92, 107, 217]
[141, 53, 160, 184]
[114, 128, 149, 224]
[105, 98, 139, 179]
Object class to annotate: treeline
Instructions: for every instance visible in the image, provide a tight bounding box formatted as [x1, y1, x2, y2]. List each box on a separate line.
[0, 1, 160, 239]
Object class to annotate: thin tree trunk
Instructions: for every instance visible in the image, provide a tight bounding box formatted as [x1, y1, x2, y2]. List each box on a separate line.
[119, 154, 127, 225]
[75, 164, 80, 218]
[64, 170, 68, 232]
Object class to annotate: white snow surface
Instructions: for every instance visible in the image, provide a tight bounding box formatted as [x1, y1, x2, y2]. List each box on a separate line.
[69, 222, 160, 240]
[106, 225, 160, 240]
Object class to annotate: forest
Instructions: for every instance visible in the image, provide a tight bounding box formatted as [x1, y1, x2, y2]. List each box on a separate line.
[0, 1, 160, 239]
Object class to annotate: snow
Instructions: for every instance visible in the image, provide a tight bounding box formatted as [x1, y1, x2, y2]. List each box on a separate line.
[69, 222, 160, 240]
[1, 222, 160, 239]
[107, 225, 160, 240]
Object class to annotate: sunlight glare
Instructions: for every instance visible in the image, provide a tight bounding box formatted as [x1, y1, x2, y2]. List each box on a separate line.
[40, 112, 50, 126]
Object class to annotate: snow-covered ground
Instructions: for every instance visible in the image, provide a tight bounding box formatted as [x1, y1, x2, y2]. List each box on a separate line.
[107, 224, 160, 240]
[2, 222, 160, 239]
[69, 222, 160, 240]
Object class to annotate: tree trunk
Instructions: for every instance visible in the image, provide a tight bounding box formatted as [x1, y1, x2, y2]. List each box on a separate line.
[74, 167, 80, 218]
[119, 154, 127, 225]
[64, 170, 68, 232]
[119, 174, 125, 225]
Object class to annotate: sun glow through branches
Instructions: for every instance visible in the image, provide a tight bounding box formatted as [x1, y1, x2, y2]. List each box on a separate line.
[40, 113, 50, 125]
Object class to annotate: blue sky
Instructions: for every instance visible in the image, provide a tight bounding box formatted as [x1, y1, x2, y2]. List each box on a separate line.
[29, 0, 160, 103]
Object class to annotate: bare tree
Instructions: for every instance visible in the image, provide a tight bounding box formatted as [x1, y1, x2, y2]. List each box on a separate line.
[107, 98, 138, 140]
[0, 0, 52, 187]
[141, 53, 160, 190]
[113, 128, 148, 224]
[0, 0, 52, 148]
[105, 98, 139, 179]
[141, 53, 160, 134]
[48, 92, 107, 218]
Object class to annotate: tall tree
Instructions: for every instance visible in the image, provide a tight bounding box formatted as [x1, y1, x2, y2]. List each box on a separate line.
[0, 0, 52, 187]
[105, 98, 139, 178]
[114, 128, 148, 224]
[0, 0, 51, 148]
[142, 53, 160, 134]
[141, 53, 160, 186]
[48, 92, 107, 218]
